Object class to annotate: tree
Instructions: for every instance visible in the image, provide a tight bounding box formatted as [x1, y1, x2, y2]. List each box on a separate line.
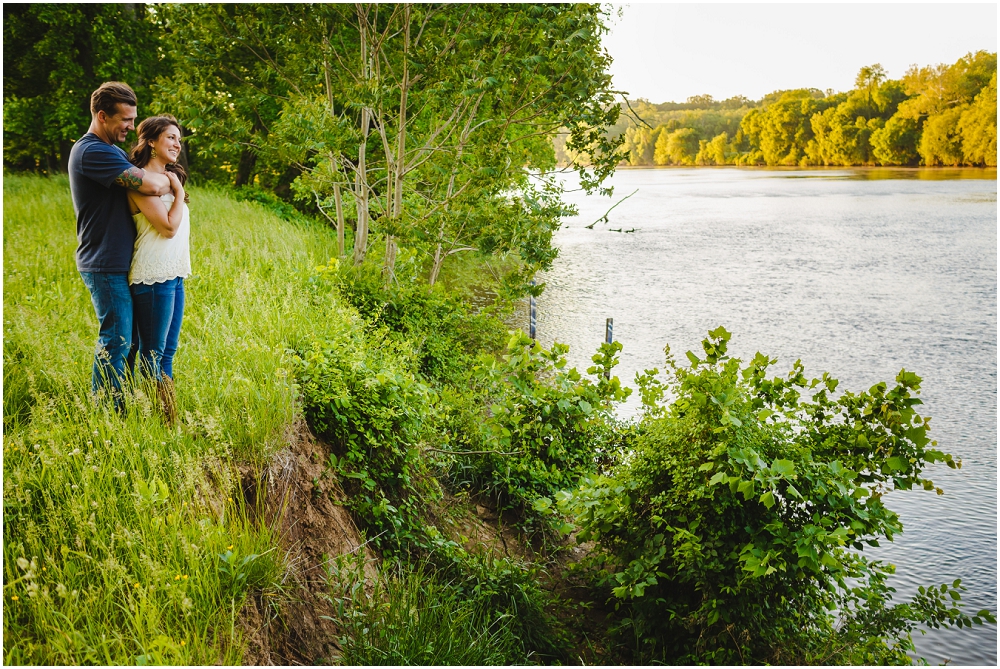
[957, 72, 997, 166]
[3, 4, 167, 172]
[871, 115, 920, 166]
[920, 105, 969, 166]
[739, 90, 833, 166]
[160, 3, 621, 287]
[654, 127, 699, 165]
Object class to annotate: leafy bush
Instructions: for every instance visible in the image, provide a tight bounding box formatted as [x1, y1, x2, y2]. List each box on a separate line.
[462, 333, 631, 526]
[333, 261, 508, 385]
[291, 313, 440, 556]
[559, 327, 994, 664]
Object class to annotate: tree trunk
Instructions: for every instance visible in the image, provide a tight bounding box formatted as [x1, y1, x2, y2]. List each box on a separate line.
[353, 8, 371, 265]
[429, 243, 444, 287]
[234, 148, 257, 187]
[334, 182, 345, 257]
[384, 4, 410, 282]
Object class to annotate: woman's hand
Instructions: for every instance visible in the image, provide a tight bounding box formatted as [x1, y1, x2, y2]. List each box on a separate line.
[167, 170, 183, 195]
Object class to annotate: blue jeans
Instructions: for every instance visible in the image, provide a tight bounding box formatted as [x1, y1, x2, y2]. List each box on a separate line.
[131, 278, 185, 380]
[79, 271, 135, 403]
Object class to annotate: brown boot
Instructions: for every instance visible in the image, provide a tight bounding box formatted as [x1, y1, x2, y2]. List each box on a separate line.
[156, 375, 178, 426]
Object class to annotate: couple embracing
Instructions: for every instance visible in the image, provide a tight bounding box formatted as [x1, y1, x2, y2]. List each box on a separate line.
[69, 81, 192, 422]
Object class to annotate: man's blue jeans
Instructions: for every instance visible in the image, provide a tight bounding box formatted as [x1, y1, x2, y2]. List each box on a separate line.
[131, 278, 185, 380]
[79, 271, 134, 403]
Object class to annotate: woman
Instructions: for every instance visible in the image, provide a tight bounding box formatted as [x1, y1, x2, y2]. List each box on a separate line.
[127, 115, 190, 423]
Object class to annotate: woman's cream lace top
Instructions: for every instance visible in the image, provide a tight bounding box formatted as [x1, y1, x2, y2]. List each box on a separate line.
[129, 193, 191, 285]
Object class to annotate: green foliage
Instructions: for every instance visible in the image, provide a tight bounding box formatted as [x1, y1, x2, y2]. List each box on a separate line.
[958, 72, 998, 166]
[443, 333, 631, 530]
[558, 327, 991, 664]
[290, 274, 439, 556]
[332, 261, 508, 385]
[600, 53, 996, 168]
[157, 3, 620, 288]
[3, 4, 168, 172]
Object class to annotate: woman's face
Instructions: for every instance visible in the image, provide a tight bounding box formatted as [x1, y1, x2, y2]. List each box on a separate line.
[152, 125, 182, 164]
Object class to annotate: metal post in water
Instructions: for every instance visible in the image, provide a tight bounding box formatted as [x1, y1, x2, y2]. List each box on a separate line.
[529, 280, 537, 340]
[605, 318, 613, 379]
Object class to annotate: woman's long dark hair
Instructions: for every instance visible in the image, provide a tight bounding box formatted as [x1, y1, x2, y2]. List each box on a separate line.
[130, 115, 189, 202]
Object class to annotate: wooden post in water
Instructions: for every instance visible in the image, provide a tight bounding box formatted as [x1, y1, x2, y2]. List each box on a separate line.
[529, 280, 537, 340]
[605, 318, 613, 379]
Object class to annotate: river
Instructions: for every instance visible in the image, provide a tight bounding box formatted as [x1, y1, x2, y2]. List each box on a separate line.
[535, 167, 997, 664]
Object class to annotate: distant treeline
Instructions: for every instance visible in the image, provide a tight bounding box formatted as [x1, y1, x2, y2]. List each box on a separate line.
[558, 51, 997, 168]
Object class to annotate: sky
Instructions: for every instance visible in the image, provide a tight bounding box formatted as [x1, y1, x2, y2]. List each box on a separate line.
[603, 3, 998, 103]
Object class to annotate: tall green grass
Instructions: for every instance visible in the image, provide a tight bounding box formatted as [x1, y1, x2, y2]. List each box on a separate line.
[328, 554, 531, 666]
[3, 174, 354, 663]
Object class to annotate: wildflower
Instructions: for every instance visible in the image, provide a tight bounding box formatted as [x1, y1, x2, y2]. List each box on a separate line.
[11, 596, 18, 601]
[180, 641, 186, 647]
[227, 497, 233, 502]
[134, 583, 140, 588]
[227, 545, 233, 550]
[175, 575, 181, 581]
[182, 575, 188, 580]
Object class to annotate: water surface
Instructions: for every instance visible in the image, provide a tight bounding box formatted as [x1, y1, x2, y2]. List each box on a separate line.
[536, 167, 997, 664]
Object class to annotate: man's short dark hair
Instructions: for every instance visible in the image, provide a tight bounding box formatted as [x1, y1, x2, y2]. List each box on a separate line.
[90, 82, 137, 117]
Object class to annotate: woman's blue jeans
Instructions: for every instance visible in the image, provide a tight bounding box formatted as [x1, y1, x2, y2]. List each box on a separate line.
[131, 277, 185, 380]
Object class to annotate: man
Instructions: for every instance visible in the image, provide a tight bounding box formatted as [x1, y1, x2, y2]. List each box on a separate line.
[68, 81, 171, 407]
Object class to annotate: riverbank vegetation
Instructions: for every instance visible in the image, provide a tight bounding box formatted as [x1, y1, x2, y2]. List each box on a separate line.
[562, 51, 997, 168]
[6, 174, 994, 665]
[4, 3, 996, 664]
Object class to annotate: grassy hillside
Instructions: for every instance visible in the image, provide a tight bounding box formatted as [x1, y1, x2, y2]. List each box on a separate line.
[3, 175, 351, 663]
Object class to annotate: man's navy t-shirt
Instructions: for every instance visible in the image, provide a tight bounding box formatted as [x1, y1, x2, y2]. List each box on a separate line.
[68, 133, 137, 273]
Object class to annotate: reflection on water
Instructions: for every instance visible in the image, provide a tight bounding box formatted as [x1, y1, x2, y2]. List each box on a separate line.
[536, 167, 997, 665]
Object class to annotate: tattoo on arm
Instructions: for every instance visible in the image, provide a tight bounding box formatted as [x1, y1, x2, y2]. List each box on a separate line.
[114, 166, 145, 190]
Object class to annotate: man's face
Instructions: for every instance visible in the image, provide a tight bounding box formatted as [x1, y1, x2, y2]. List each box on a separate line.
[98, 104, 137, 143]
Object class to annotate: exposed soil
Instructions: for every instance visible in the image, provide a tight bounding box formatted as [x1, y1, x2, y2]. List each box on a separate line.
[236, 420, 376, 665]
[232, 422, 620, 665]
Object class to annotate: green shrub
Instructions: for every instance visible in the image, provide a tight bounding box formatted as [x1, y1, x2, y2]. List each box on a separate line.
[333, 261, 508, 385]
[449, 333, 631, 530]
[559, 327, 994, 664]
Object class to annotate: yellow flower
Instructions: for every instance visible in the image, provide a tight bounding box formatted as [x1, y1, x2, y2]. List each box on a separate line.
[11, 596, 19, 601]
[174, 575, 181, 581]
[134, 583, 140, 588]
[180, 640, 186, 647]
[227, 545, 233, 550]
[182, 575, 188, 580]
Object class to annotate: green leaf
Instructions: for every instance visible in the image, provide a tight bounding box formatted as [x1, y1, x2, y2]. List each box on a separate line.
[708, 471, 726, 486]
[759, 491, 775, 509]
[698, 461, 715, 472]
[771, 459, 795, 476]
[887, 456, 906, 471]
